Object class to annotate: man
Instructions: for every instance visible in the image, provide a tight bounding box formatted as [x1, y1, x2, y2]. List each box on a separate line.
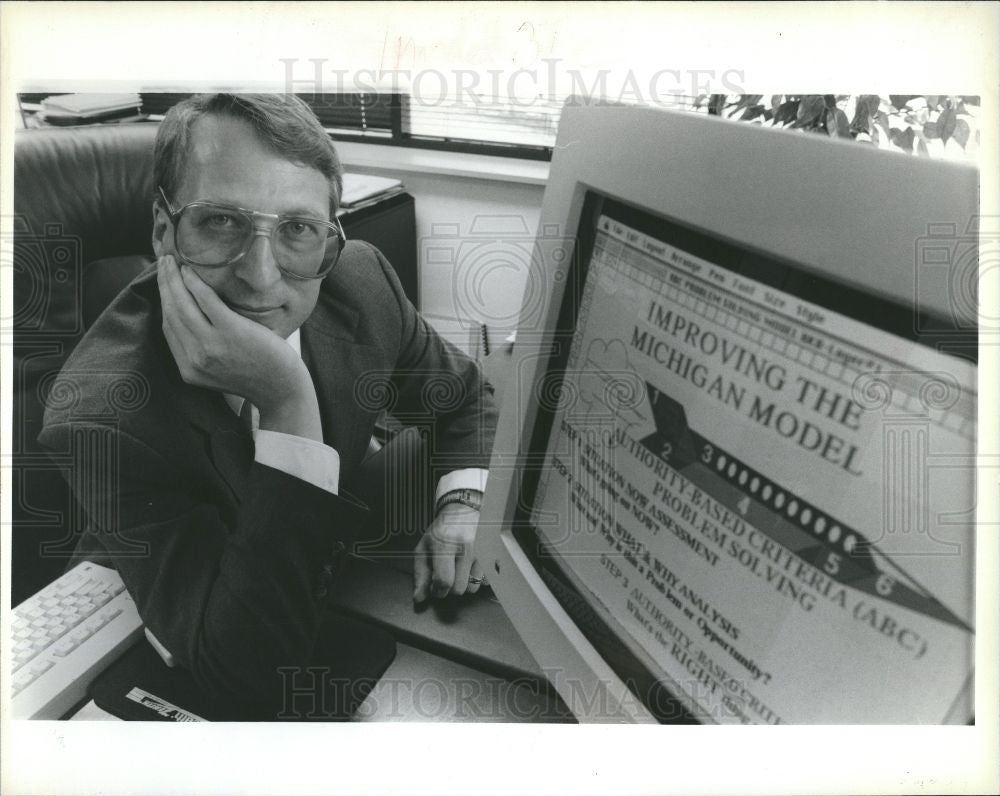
[39, 94, 498, 705]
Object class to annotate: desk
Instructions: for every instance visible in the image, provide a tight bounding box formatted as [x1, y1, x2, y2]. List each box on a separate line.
[338, 191, 418, 308]
[68, 554, 572, 722]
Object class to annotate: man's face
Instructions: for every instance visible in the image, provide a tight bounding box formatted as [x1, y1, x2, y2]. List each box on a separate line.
[152, 115, 331, 339]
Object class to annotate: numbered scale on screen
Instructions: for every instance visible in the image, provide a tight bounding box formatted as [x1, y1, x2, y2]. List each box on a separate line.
[639, 382, 972, 637]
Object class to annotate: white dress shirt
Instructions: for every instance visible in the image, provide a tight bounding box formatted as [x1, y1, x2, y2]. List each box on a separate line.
[224, 329, 487, 500]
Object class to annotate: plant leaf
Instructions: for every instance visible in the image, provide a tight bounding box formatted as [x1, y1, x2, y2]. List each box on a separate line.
[824, 107, 851, 138]
[795, 95, 826, 127]
[851, 95, 876, 133]
[889, 126, 915, 152]
[938, 106, 957, 143]
[774, 99, 799, 126]
[835, 109, 850, 137]
[825, 107, 838, 136]
[923, 121, 939, 139]
[953, 118, 970, 148]
[708, 94, 728, 116]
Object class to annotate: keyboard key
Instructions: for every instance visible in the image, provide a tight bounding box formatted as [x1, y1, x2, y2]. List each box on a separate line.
[90, 612, 112, 631]
[52, 638, 79, 657]
[13, 669, 35, 692]
[30, 658, 55, 677]
[69, 626, 92, 644]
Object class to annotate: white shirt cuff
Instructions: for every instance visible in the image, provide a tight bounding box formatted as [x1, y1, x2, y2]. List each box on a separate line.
[254, 429, 340, 495]
[435, 468, 488, 502]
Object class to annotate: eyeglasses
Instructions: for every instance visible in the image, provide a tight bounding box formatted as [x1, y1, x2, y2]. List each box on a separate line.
[157, 187, 346, 280]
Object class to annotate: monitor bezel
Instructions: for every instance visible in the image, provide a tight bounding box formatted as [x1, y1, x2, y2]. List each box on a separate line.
[476, 101, 979, 724]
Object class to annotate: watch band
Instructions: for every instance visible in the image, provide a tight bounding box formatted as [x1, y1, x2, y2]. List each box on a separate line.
[435, 488, 483, 514]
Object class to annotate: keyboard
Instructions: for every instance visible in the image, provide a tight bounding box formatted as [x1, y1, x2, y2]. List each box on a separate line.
[11, 562, 143, 719]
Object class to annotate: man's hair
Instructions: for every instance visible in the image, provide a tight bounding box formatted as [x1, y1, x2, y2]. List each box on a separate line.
[154, 93, 343, 217]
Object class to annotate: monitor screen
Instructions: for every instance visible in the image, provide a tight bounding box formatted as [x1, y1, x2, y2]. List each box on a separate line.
[484, 104, 976, 724]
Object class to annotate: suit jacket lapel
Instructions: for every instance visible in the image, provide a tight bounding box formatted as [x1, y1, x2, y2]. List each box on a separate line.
[208, 424, 254, 503]
[301, 285, 378, 475]
[174, 379, 253, 504]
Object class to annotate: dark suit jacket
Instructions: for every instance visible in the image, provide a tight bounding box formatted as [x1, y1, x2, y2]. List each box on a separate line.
[38, 241, 498, 703]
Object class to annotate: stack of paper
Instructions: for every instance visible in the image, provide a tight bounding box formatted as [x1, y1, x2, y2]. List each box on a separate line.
[41, 93, 142, 124]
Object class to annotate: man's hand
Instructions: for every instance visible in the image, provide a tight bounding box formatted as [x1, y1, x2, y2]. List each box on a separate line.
[412, 503, 485, 602]
[157, 255, 323, 442]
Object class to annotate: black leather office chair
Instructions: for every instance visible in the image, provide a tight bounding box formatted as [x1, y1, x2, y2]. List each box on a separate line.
[12, 125, 158, 604]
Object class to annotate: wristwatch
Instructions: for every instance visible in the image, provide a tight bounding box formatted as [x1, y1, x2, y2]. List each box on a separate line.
[435, 488, 483, 514]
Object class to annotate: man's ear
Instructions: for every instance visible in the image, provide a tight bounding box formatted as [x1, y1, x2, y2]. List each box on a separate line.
[151, 200, 170, 258]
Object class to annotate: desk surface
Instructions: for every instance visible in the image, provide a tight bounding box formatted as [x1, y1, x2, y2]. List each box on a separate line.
[328, 554, 542, 681]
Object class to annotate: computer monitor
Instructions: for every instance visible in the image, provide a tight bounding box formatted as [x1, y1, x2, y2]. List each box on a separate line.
[476, 101, 978, 724]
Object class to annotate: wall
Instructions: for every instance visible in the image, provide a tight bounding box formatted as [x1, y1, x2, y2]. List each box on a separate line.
[336, 142, 547, 354]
